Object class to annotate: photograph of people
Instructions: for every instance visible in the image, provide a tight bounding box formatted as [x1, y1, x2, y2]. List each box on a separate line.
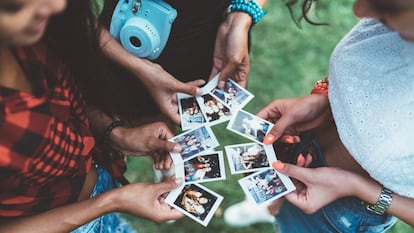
[170, 126, 219, 161]
[179, 96, 206, 130]
[240, 169, 288, 205]
[174, 184, 218, 221]
[211, 79, 253, 110]
[199, 93, 231, 124]
[184, 153, 224, 183]
[228, 110, 272, 143]
[225, 143, 273, 174]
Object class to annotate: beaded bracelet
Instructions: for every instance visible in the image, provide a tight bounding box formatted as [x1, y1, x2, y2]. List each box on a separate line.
[103, 119, 123, 159]
[228, 0, 266, 26]
[311, 77, 329, 97]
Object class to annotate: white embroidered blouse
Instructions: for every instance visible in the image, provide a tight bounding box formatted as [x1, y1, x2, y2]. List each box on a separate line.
[329, 18, 414, 198]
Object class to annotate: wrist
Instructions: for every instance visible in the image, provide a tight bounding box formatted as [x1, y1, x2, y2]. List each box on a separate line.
[225, 0, 266, 27]
[103, 116, 124, 158]
[224, 11, 253, 30]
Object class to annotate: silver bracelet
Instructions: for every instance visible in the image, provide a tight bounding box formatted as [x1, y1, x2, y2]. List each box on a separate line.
[366, 187, 393, 215]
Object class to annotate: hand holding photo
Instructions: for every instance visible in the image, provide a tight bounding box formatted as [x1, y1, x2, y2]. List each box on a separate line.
[238, 168, 295, 206]
[224, 142, 277, 174]
[165, 183, 224, 227]
[227, 109, 274, 144]
[169, 125, 219, 163]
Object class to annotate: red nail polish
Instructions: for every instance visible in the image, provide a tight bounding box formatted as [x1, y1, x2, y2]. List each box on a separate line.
[272, 161, 285, 170]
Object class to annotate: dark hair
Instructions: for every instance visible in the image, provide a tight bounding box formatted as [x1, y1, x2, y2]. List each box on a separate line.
[284, 0, 327, 27]
[45, 0, 137, 117]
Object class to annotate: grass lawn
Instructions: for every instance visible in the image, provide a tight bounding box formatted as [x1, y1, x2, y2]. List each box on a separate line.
[121, 0, 414, 232]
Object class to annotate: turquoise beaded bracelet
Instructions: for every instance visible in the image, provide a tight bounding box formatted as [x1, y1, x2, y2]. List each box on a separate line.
[229, 0, 266, 26]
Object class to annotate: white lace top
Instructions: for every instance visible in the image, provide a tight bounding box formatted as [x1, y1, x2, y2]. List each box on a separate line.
[329, 18, 414, 198]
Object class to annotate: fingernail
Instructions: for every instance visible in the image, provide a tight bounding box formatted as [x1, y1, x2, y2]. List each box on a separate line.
[296, 154, 304, 164]
[196, 88, 203, 96]
[218, 81, 225, 89]
[174, 178, 182, 184]
[272, 161, 285, 170]
[263, 133, 276, 145]
[173, 144, 182, 152]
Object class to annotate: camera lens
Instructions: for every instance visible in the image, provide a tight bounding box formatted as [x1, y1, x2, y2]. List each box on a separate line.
[129, 36, 142, 47]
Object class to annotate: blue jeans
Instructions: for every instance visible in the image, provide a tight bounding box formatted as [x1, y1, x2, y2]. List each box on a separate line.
[71, 165, 137, 233]
[275, 131, 397, 233]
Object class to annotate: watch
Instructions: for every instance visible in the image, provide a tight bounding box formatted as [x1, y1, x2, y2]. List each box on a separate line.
[366, 187, 393, 215]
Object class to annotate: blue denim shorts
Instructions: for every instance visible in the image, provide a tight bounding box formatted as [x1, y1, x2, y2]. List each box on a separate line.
[71, 165, 137, 233]
[275, 131, 397, 233]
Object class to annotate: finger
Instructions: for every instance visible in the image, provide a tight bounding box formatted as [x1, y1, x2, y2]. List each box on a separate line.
[263, 116, 297, 145]
[296, 154, 305, 167]
[154, 178, 183, 196]
[304, 153, 313, 167]
[272, 161, 310, 183]
[281, 135, 301, 144]
[186, 79, 206, 88]
[217, 64, 236, 89]
[174, 80, 204, 96]
[165, 111, 181, 125]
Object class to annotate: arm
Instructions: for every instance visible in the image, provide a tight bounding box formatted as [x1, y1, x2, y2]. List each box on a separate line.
[98, 27, 204, 124]
[210, 0, 268, 88]
[0, 179, 184, 233]
[273, 161, 414, 227]
[86, 106, 181, 170]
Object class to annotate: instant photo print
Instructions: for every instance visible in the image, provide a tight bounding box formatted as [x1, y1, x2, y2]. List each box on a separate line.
[165, 183, 224, 227]
[203, 73, 254, 111]
[169, 125, 219, 163]
[197, 93, 232, 126]
[238, 168, 295, 206]
[227, 109, 274, 144]
[175, 151, 226, 184]
[224, 142, 277, 174]
[177, 93, 207, 131]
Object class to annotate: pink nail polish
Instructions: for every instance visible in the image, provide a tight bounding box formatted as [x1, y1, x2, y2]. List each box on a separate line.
[263, 133, 276, 145]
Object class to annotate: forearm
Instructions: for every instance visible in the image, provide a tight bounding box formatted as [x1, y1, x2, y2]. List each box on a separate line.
[0, 193, 114, 233]
[350, 173, 414, 226]
[86, 105, 114, 141]
[98, 27, 150, 82]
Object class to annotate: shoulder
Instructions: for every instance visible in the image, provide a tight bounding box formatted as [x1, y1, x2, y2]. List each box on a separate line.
[329, 18, 414, 82]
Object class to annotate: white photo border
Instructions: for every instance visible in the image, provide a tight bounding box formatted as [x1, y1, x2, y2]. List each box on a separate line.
[224, 142, 277, 175]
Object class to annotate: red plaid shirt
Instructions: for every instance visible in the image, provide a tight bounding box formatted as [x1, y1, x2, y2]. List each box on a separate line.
[0, 43, 95, 217]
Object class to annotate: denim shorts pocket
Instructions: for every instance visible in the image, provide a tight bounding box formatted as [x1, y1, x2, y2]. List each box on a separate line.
[323, 197, 396, 233]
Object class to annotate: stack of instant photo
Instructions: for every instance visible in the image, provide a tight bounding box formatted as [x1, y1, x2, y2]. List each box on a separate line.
[165, 75, 295, 227]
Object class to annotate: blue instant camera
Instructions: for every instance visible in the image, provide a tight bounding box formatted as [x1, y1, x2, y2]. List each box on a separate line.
[110, 0, 177, 60]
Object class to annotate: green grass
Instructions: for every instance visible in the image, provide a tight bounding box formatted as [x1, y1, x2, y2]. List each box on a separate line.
[122, 1, 413, 232]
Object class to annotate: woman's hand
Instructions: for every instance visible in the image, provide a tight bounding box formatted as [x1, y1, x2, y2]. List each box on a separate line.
[272, 161, 355, 214]
[110, 122, 181, 170]
[257, 94, 330, 145]
[209, 12, 251, 88]
[110, 178, 185, 223]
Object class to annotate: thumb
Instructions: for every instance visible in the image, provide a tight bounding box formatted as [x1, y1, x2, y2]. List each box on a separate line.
[175, 80, 204, 96]
[272, 161, 310, 183]
[151, 138, 182, 153]
[263, 115, 295, 145]
[154, 178, 183, 196]
[216, 64, 235, 89]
